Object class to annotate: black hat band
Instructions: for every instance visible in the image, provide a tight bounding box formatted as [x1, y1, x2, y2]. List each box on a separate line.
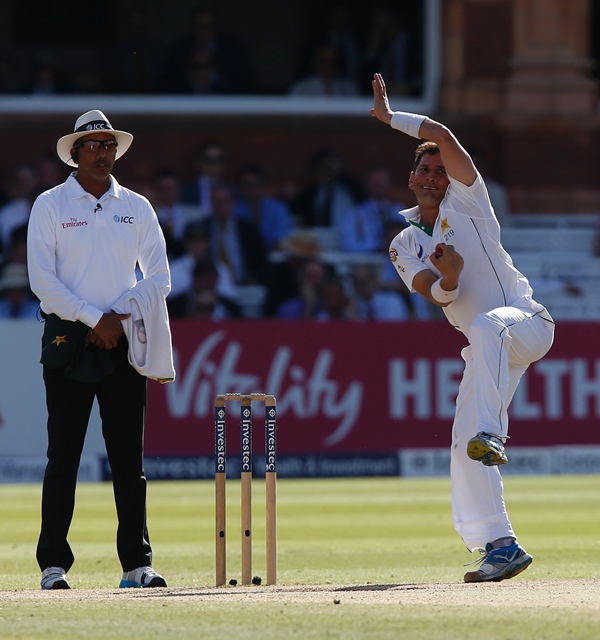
[75, 120, 113, 133]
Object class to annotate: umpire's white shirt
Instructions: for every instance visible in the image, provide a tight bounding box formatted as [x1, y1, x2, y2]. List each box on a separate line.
[389, 172, 544, 336]
[28, 173, 171, 329]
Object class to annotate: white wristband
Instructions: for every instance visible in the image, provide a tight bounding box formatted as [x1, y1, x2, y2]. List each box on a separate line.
[430, 278, 459, 303]
[390, 112, 427, 138]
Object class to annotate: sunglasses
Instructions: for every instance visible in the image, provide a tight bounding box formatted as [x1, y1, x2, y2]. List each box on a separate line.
[74, 140, 118, 153]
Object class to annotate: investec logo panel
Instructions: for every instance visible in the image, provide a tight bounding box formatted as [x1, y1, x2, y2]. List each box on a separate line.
[241, 409, 252, 472]
[113, 215, 134, 224]
[266, 410, 276, 472]
[215, 410, 226, 472]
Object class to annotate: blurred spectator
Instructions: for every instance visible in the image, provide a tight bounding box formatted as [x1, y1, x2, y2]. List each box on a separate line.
[361, 7, 411, 96]
[316, 273, 356, 320]
[234, 164, 295, 251]
[296, 2, 363, 88]
[291, 147, 363, 228]
[184, 50, 227, 94]
[167, 225, 237, 318]
[338, 166, 406, 253]
[276, 258, 331, 319]
[67, 67, 105, 94]
[262, 229, 322, 316]
[200, 184, 267, 285]
[0, 262, 39, 319]
[152, 169, 204, 258]
[19, 59, 73, 94]
[0, 49, 22, 94]
[113, 2, 164, 94]
[290, 44, 359, 97]
[163, 6, 255, 94]
[37, 153, 68, 193]
[181, 141, 227, 215]
[1, 225, 28, 269]
[187, 259, 241, 320]
[0, 164, 39, 254]
[188, 286, 219, 319]
[350, 263, 411, 321]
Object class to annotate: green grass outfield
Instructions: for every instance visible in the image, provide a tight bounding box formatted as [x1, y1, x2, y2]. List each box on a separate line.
[0, 475, 599, 639]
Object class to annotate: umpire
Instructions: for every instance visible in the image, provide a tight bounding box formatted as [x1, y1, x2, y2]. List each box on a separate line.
[27, 110, 171, 590]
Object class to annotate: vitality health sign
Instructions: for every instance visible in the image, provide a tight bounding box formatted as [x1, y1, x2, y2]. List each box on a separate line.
[144, 320, 600, 456]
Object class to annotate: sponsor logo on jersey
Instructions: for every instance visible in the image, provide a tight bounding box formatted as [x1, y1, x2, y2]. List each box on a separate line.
[416, 243, 424, 259]
[62, 217, 88, 229]
[113, 215, 134, 224]
[389, 247, 398, 262]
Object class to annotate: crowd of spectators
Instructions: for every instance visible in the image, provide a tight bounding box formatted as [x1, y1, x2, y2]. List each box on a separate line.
[0, 2, 430, 321]
[0, 140, 439, 322]
[0, 3, 423, 98]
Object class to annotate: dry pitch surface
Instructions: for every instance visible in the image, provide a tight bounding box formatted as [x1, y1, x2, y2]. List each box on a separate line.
[4, 579, 599, 608]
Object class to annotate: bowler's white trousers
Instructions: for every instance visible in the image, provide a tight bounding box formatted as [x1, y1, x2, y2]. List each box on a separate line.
[451, 306, 555, 551]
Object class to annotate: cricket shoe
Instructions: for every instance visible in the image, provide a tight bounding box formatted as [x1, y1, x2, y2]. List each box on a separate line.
[41, 566, 70, 590]
[464, 542, 533, 583]
[119, 566, 167, 588]
[467, 431, 508, 466]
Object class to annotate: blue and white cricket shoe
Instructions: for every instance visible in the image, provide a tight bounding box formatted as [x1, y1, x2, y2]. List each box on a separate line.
[464, 542, 533, 583]
[119, 566, 167, 588]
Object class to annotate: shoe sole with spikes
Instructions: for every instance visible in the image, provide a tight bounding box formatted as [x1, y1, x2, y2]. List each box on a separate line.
[467, 431, 508, 466]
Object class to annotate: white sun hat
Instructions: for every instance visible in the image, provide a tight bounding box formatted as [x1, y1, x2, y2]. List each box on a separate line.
[56, 110, 133, 167]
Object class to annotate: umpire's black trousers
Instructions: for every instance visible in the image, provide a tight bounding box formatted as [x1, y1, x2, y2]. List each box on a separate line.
[36, 338, 152, 574]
